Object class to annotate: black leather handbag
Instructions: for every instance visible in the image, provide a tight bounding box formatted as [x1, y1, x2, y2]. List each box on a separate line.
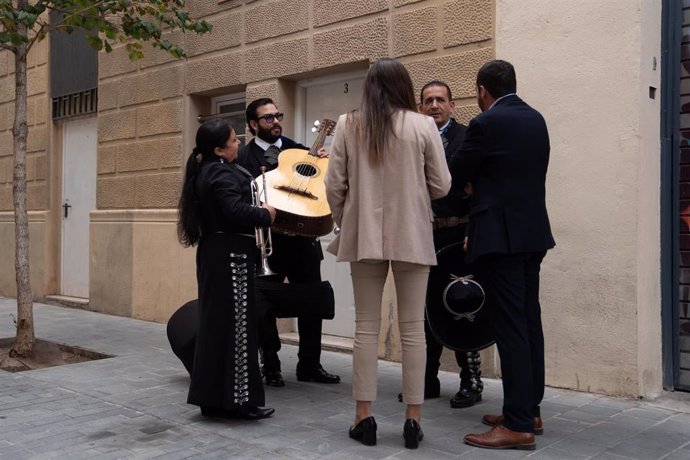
[254, 279, 335, 320]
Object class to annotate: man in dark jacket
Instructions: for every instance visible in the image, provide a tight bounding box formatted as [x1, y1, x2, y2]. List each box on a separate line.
[237, 98, 340, 387]
[452, 60, 555, 450]
[414, 80, 484, 408]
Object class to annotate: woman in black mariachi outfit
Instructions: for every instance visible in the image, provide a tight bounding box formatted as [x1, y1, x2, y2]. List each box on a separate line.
[177, 119, 276, 419]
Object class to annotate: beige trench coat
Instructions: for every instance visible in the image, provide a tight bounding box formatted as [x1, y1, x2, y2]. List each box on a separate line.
[325, 110, 451, 266]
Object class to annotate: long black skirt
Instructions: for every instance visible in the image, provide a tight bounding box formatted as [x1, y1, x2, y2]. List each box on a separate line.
[187, 233, 265, 409]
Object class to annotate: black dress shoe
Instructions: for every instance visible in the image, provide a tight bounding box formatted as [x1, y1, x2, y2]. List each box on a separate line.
[349, 416, 376, 446]
[403, 418, 424, 449]
[200, 406, 224, 417]
[263, 369, 285, 387]
[230, 406, 275, 420]
[296, 365, 340, 384]
[450, 387, 482, 408]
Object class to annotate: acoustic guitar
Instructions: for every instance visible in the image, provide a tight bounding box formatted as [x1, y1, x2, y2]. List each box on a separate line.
[255, 119, 336, 237]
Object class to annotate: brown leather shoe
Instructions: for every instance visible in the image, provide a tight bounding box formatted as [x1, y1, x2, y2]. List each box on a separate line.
[482, 414, 543, 435]
[464, 425, 536, 450]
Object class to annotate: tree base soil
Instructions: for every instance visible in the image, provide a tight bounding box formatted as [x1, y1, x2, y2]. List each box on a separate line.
[0, 338, 111, 372]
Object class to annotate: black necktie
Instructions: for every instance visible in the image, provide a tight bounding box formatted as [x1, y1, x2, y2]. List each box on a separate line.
[264, 145, 280, 166]
[441, 131, 449, 150]
[439, 126, 450, 151]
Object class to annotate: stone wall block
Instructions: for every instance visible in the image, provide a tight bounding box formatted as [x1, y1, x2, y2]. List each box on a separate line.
[119, 72, 161, 107]
[245, 82, 279, 106]
[27, 182, 47, 210]
[99, 46, 138, 79]
[98, 144, 118, 174]
[0, 102, 14, 130]
[34, 154, 47, 181]
[137, 100, 183, 138]
[98, 176, 136, 208]
[158, 65, 185, 100]
[99, 109, 137, 142]
[313, 18, 388, 69]
[313, 0, 388, 27]
[27, 125, 46, 153]
[33, 36, 48, 67]
[0, 130, 11, 155]
[245, 38, 309, 82]
[452, 104, 480, 125]
[188, 0, 242, 18]
[149, 136, 184, 169]
[135, 172, 182, 208]
[98, 81, 119, 111]
[187, 11, 243, 56]
[0, 75, 14, 103]
[186, 51, 244, 94]
[26, 156, 35, 181]
[407, 47, 494, 100]
[0, 50, 10, 76]
[33, 96, 46, 126]
[246, 0, 308, 43]
[393, 7, 438, 58]
[138, 30, 185, 70]
[444, 0, 493, 48]
[0, 157, 9, 183]
[117, 142, 154, 173]
[27, 67, 46, 97]
[0, 184, 10, 211]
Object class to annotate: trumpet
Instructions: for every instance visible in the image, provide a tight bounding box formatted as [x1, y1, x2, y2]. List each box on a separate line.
[252, 166, 276, 277]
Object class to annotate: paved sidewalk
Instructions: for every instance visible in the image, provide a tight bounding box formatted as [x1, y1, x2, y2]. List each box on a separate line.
[0, 298, 689, 459]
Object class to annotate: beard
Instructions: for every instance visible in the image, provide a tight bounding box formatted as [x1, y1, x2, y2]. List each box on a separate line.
[257, 124, 282, 144]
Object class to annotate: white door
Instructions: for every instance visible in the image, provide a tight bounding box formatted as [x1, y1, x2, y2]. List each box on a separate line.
[298, 71, 366, 338]
[61, 117, 97, 298]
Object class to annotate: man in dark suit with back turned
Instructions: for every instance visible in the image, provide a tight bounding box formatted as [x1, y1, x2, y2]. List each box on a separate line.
[451, 60, 555, 450]
[237, 98, 340, 387]
[410, 80, 484, 408]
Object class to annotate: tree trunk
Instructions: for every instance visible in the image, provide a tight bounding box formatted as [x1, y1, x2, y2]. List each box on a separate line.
[10, 26, 35, 357]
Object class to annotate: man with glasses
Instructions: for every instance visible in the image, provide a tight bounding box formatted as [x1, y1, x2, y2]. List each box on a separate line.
[237, 98, 340, 387]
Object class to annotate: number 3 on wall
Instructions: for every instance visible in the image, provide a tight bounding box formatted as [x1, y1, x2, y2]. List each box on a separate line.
[344, 83, 349, 94]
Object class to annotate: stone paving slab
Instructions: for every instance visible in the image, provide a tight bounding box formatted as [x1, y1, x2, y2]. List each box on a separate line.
[0, 298, 689, 459]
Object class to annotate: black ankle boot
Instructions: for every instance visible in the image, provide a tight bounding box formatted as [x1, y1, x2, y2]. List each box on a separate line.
[403, 419, 424, 449]
[349, 416, 377, 446]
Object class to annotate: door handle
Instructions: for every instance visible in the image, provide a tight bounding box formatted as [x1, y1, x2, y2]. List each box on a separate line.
[63, 200, 71, 219]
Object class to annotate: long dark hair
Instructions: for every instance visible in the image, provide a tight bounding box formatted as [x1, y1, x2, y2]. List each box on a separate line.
[177, 119, 233, 247]
[350, 58, 417, 163]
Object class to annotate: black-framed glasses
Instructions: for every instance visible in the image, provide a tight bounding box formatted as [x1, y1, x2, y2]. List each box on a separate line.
[257, 112, 284, 123]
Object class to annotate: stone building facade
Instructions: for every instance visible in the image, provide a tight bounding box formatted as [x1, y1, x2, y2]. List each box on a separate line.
[0, 0, 681, 397]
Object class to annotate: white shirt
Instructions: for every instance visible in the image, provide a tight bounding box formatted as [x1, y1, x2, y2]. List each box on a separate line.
[254, 136, 282, 152]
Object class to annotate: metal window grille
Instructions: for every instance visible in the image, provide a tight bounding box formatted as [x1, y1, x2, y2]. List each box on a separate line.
[52, 88, 98, 120]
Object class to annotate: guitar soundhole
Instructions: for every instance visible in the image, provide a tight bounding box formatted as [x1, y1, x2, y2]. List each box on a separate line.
[295, 163, 318, 177]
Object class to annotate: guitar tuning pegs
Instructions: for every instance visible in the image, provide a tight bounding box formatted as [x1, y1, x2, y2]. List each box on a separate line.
[313, 120, 321, 126]
[311, 127, 318, 133]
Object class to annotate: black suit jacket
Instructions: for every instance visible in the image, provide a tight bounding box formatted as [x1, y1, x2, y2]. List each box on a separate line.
[450, 95, 555, 263]
[433, 118, 468, 218]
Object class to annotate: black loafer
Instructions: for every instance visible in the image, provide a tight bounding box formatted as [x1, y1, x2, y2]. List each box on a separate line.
[349, 416, 377, 446]
[296, 365, 340, 384]
[263, 369, 285, 387]
[403, 418, 424, 449]
[450, 388, 482, 408]
[230, 406, 275, 420]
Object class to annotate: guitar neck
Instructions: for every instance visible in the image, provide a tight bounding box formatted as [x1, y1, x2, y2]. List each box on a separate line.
[308, 130, 328, 157]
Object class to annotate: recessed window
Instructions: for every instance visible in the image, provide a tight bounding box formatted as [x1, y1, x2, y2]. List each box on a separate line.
[212, 93, 247, 147]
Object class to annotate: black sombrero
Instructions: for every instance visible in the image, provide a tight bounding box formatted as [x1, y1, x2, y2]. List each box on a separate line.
[425, 242, 495, 352]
